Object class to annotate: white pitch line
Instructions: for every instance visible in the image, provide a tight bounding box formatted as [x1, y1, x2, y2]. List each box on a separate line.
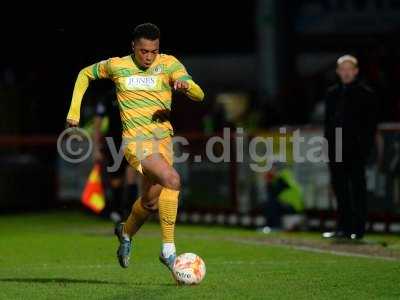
[227, 238, 400, 262]
[292, 245, 399, 261]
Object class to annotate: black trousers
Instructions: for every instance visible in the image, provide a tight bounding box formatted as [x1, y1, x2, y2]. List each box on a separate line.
[101, 137, 131, 217]
[329, 160, 367, 237]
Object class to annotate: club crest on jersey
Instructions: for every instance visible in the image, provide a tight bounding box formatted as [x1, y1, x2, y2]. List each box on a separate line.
[153, 65, 163, 75]
[125, 75, 159, 90]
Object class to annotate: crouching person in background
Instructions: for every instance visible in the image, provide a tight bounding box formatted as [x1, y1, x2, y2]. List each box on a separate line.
[261, 163, 304, 233]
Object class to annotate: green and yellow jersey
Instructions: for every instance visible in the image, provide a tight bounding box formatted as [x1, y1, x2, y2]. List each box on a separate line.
[67, 54, 204, 141]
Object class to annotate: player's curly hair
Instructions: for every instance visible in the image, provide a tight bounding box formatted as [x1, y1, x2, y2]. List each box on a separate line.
[132, 23, 160, 41]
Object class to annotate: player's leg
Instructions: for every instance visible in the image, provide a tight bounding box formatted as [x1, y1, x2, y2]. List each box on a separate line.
[116, 171, 162, 268]
[114, 148, 149, 268]
[115, 137, 178, 269]
[140, 153, 180, 269]
[124, 175, 161, 237]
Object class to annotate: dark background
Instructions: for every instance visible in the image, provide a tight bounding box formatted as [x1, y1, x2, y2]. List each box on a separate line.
[0, 2, 256, 134]
[2, 1, 400, 217]
[2, 1, 400, 135]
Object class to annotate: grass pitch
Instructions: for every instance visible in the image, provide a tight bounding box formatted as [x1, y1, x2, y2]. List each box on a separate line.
[0, 211, 400, 299]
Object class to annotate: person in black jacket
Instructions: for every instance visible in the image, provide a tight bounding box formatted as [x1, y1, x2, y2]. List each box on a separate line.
[323, 55, 378, 240]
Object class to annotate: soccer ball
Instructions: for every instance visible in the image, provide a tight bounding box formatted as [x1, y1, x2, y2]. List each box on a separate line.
[173, 253, 206, 285]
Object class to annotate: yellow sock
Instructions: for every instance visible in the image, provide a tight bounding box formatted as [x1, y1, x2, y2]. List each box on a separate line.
[158, 188, 180, 243]
[123, 198, 152, 237]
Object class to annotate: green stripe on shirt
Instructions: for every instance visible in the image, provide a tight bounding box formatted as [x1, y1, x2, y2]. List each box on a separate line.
[92, 64, 99, 79]
[122, 116, 170, 130]
[119, 98, 172, 111]
[167, 62, 184, 74]
[177, 75, 192, 81]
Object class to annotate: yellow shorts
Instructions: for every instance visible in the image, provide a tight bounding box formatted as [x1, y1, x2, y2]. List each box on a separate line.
[124, 136, 173, 175]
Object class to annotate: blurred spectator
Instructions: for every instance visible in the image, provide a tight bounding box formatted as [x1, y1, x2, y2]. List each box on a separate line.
[262, 163, 304, 232]
[202, 99, 228, 134]
[213, 93, 261, 132]
[93, 89, 139, 222]
[323, 55, 378, 240]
